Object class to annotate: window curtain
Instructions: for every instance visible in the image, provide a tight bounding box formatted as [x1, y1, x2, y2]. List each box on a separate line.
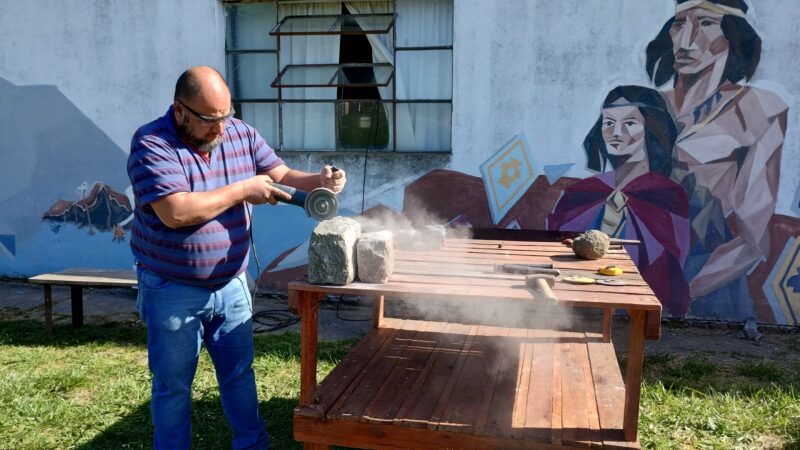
[342, 2, 395, 149]
[279, 2, 340, 150]
[345, 0, 453, 151]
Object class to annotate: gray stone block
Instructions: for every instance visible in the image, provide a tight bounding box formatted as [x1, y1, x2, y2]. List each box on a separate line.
[394, 228, 420, 251]
[421, 224, 446, 249]
[308, 217, 362, 285]
[357, 231, 395, 283]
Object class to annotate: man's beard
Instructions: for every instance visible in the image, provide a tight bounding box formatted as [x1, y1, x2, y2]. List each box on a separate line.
[177, 116, 223, 153]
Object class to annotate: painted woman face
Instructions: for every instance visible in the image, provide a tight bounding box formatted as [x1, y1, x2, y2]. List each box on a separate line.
[670, 7, 729, 75]
[601, 105, 646, 159]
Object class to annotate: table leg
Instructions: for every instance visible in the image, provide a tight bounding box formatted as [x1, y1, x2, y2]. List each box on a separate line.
[44, 285, 53, 335]
[372, 295, 384, 328]
[299, 290, 322, 407]
[71, 286, 84, 327]
[602, 307, 612, 343]
[623, 309, 646, 441]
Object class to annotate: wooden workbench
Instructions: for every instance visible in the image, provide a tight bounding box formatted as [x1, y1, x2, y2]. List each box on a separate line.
[289, 238, 661, 449]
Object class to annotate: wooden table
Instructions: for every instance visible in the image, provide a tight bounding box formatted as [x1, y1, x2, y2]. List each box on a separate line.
[29, 268, 137, 334]
[288, 239, 661, 449]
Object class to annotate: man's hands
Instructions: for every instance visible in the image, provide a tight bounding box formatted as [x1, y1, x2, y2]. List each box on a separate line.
[241, 175, 292, 205]
[244, 164, 345, 207]
[321, 165, 346, 193]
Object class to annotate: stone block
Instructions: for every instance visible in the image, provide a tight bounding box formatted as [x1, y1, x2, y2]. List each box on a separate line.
[308, 217, 362, 285]
[357, 231, 394, 283]
[394, 228, 420, 251]
[421, 224, 446, 249]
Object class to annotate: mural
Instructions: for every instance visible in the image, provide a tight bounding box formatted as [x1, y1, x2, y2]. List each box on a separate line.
[258, 0, 799, 326]
[646, 0, 789, 321]
[2, 0, 797, 327]
[548, 86, 691, 317]
[0, 77, 132, 275]
[42, 182, 132, 236]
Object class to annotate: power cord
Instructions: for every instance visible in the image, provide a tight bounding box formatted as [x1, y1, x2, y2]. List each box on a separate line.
[320, 295, 372, 322]
[246, 203, 302, 333]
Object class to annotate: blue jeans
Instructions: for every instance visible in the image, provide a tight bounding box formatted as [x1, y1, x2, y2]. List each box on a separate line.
[136, 267, 269, 450]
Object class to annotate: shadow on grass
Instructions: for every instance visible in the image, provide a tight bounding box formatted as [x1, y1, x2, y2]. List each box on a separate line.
[0, 319, 147, 348]
[2, 319, 358, 449]
[73, 396, 309, 450]
[0, 319, 357, 365]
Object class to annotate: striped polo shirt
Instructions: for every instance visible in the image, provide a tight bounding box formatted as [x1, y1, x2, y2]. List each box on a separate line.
[127, 106, 283, 286]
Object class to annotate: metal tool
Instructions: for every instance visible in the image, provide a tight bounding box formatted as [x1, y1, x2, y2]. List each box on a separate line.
[494, 263, 559, 277]
[270, 183, 338, 221]
[609, 238, 641, 246]
[525, 273, 558, 304]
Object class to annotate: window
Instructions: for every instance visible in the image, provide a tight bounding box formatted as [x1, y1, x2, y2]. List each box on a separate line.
[224, 0, 453, 153]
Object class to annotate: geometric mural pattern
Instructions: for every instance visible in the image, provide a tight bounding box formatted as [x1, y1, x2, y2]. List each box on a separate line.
[763, 236, 800, 325]
[480, 134, 536, 224]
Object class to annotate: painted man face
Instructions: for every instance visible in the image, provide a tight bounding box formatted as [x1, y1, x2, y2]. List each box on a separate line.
[601, 105, 646, 159]
[670, 7, 729, 75]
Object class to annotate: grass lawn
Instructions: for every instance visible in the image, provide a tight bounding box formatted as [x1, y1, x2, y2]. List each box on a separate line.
[1, 319, 799, 449]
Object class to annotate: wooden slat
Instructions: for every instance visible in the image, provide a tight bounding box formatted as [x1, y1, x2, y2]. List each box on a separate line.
[395, 322, 473, 428]
[511, 329, 535, 440]
[472, 327, 511, 436]
[330, 320, 426, 421]
[580, 333, 603, 448]
[438, 325, 496, 434]
[524, 328, 554, 443]
[483, 327, 527, 439]
[560, 331, 591, 447]
[427, 324, 480, 430]
[550, 332, 563, 446]
[586, 339, 626, 444]
[361, 321, 447, 424]
[310, 326, 396, 416]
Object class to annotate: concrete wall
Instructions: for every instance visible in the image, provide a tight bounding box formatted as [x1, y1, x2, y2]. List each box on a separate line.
[451, 0, 799, 217]
[0, 0, 225, 276]
[1, 0, 798, 324]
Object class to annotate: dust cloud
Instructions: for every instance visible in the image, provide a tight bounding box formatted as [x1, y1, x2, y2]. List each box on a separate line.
[352, 208, 590, 340]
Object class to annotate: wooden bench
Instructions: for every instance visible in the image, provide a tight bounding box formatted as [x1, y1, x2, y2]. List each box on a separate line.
[28, 269, 137, 335]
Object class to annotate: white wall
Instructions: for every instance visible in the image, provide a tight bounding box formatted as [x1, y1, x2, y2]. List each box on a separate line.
[0, 0, 226, 152]
[0, 0, 225, 276]
[451, 0, 800, 215]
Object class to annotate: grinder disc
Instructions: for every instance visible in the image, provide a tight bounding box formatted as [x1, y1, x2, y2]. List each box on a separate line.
[305, 188, 338, 221]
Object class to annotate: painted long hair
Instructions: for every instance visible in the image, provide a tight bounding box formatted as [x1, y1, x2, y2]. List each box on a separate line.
[646, 0, 761, 87]
[583, 85, 677, 177]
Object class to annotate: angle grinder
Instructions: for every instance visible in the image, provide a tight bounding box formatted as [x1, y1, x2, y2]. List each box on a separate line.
[270, 183, 338, 221]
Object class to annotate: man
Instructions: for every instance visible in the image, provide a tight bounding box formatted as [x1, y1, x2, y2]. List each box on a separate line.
[127, 66, 345, 449]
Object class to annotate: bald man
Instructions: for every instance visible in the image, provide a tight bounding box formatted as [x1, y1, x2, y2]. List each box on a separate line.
[127, 66, 346, 449]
